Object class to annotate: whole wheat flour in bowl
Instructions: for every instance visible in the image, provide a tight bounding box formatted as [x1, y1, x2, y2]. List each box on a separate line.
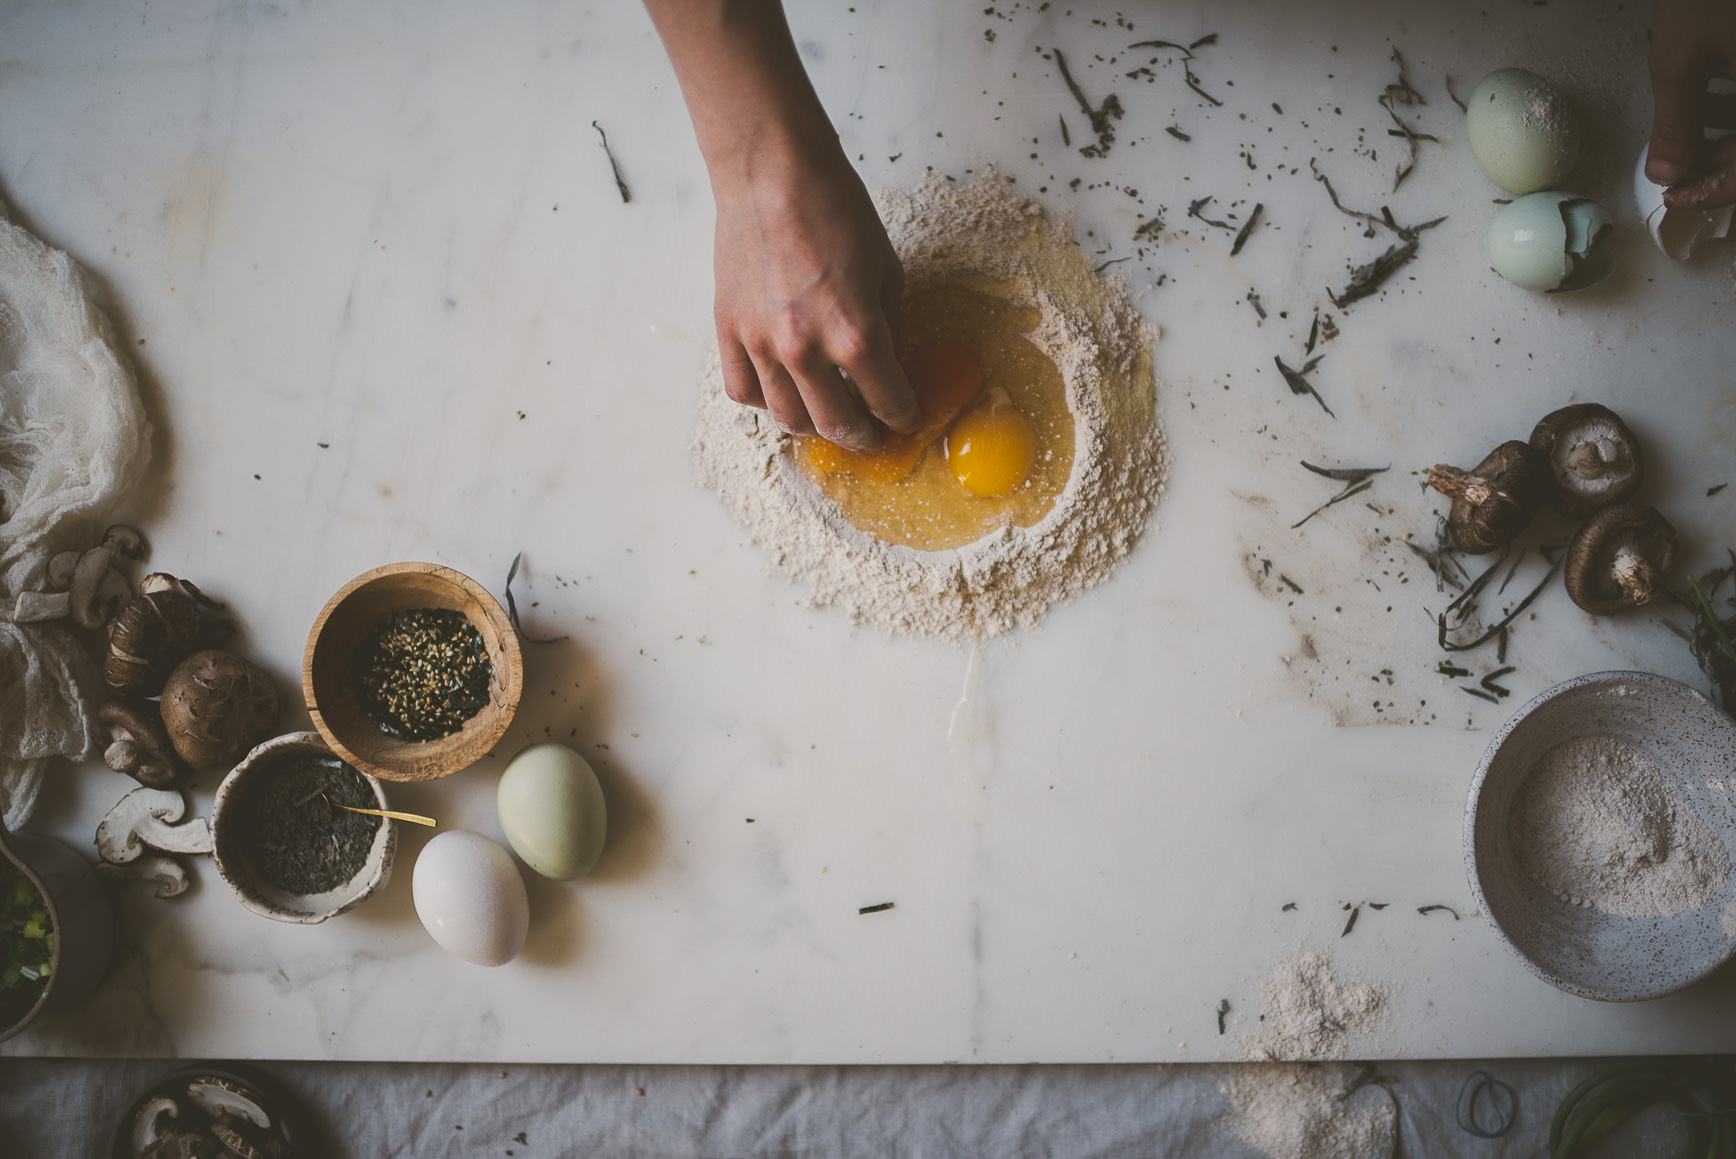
[692, 174, 1168, 641]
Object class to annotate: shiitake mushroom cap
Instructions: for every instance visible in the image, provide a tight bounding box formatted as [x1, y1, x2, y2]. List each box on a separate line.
[1529, 403, 1644, 519]
[159, 649, 280, 772]
[1564, 502, 1677, 614]
[1426, 440, 1547, 554]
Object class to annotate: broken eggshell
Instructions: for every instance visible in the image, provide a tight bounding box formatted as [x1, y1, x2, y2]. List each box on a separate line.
[1487, 192, 1615, 292]
[1633, 147, 1733, 260]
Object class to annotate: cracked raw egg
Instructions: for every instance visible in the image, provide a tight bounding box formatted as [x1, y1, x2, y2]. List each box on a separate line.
[799, 339, 982, 482]
[947, 390, 1037, 497]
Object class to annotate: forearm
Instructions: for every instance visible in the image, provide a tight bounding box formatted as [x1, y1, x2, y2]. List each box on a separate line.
[644, 0, 844, 191]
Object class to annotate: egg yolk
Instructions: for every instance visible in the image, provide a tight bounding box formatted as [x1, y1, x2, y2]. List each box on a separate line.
[798, 340, 984, 482]
[946, 392, 1037, 497]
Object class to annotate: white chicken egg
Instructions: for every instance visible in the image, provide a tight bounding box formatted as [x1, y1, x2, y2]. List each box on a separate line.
[1466, 68, 1584, 194]
[1487, 192, 1615, 292]
[497, 742, 608, 881]
[412, 829, 529, 967]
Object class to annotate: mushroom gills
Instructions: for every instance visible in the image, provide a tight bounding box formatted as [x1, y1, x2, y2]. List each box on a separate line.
[1529, 403, 1643, 517]
[1563, 502, 1678, 614]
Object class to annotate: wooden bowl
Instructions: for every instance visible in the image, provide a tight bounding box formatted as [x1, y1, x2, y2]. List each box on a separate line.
[303, 562, 522, 781]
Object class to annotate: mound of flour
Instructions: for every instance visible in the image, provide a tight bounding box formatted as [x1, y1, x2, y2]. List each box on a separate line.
[692, 174, 1167, 641]
[1515, 735, 1730, 916]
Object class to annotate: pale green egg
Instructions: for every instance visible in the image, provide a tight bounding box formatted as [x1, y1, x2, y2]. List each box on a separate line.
[1487, 193, 1615, 293]
[1466, 68, 1584, 194]
[497, 742, 608, 880]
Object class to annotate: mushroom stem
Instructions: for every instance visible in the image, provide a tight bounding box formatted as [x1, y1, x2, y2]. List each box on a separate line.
[1611, 545, 1657, 606]
[1425, 464, 1494, 505]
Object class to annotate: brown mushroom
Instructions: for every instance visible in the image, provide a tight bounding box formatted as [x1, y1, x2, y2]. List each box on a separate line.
[1529, 403, 1644, 518]
[106, 573, 234, 695]
[160, 650, 280, 772]
[98, 700, 191, 788]
[1426, 441, 1547, 554]
[96, 854, 193, 899]
[1564, 503, 1678, 614]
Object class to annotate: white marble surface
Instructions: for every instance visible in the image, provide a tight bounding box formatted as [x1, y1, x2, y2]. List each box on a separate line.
[3, 0, 1735, 1063]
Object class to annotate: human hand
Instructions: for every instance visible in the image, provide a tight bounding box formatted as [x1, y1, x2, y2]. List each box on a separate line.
[711, 140, 919, 451]
[1647, 0, 1736, 208]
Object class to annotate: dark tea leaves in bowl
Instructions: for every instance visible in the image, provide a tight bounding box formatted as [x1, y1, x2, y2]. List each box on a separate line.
[353, 607, 493, 741]
[237, 752, 380, 895]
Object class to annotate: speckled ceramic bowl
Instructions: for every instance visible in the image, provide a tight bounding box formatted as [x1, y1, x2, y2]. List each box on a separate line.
[212, 732, 396, 924]
[1466, 671, 1736, 1001]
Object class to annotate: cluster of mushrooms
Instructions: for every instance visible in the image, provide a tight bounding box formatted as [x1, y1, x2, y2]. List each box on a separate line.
[1426, 403, 1675, 614]
[12, 526, 281, 897]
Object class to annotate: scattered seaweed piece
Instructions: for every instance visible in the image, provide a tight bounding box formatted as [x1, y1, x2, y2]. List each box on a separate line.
[1480, 666, 1516, 698]
[1436, 661, 1472, 678]
[1245, 289, 1267, 320]
[1230, 202, 1264, 256]
[1274, 355, 1334, 418]
[1217, 998, 1231, 1035]
[505, 553, 570, 644]
[1058, 115, 1071, 146]
[1054, 49, 1124, 158]
[1460, 685, 1501, 703]
[1305, 311, 1321, 355]
[1310, 160, 1446, 306]
[1438, 557, 1560, 653]
[1710, 483, 1728, 497]
[1165, 125, 1192, 141]
[1133, 213, 1164, 241]
[591, 121, 632, 204]
[1282, 901, 1298, 911]
[1278, 574, 1305, 594]
[1676, 555, 1736, 713]
[1378, 48, 1432, 190]
[1418, 904, 1461, 919]
[858, 902, 895, 915]
[1125, 35, 1223, 106]
[1341, 905, 1360, 937]
[1094, 256, 1131, 273]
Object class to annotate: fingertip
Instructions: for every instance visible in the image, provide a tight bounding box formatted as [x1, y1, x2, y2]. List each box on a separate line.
[1646, 147, 1692, 187]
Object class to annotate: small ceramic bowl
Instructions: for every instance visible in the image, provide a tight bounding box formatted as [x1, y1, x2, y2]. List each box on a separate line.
[0, 827, 113, 1044]
[212, 732, 396, 924]
[303, 561, 522, 782]
[1465, 671, 1736, 1001]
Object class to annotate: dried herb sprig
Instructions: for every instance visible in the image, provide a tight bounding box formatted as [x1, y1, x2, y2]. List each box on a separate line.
[1230, 202, 1264, 256]
[592, 121, 631, 204]
[1437, 554, 1561, 653]
[1418, 904, 1460, 919]
[1274, 355, 1333, 418]
[1187, 195, 1236, 231]
[1675, 554, 1736, 713]
[1053, 49, 1124, 158]
[1309, 159, 1446, 307]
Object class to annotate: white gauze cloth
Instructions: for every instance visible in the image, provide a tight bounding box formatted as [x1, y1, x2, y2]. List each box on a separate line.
[0, 197, 151, 829]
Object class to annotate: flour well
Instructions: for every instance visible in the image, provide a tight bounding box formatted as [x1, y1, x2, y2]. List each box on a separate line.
[1514, 735, 1730, 917]
[692, 174, 1167, 640]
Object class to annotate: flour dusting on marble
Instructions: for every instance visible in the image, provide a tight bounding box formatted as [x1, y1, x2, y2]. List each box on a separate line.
[692, 174, 1166, 640]
[1243, 950, 1391, 1061]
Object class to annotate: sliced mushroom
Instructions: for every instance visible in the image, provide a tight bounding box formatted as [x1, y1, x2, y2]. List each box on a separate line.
[96, 787, 213, 864]
[96, 854, 193, 899]
[1564, 503, 1678, 614]
[132, 1094, 182, 1155]
[210, 1118, 274, 1159]
[7, 524, 147, 629]
[186, 1079, 272, 1131]
[160, 650, 280, 772]
[106, 574, 234, 695]
[98, 700, 191, 789]
[1529, 403, 1644, 518]
[1426, 441, 1547, 554]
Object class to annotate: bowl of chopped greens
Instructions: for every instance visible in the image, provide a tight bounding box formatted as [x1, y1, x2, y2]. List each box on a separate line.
[0, 826, 114, 1043]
